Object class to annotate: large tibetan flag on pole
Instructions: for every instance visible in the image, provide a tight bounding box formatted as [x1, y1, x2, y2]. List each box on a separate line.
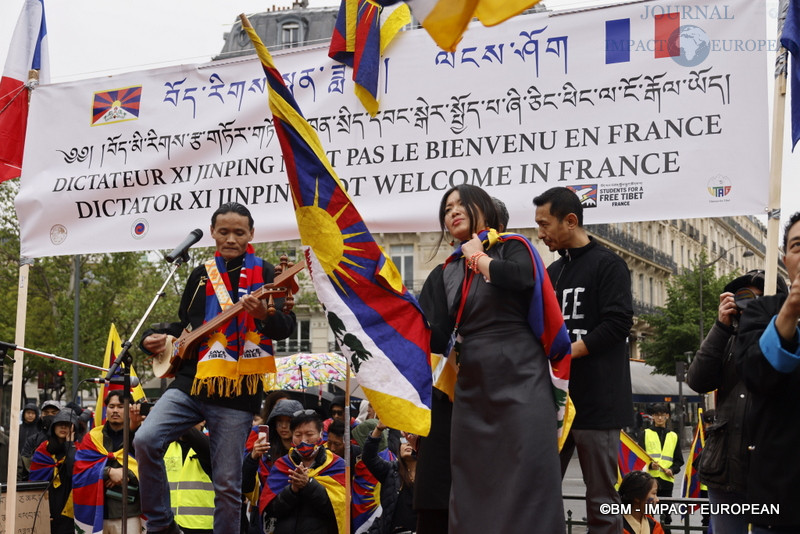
[682, 408, 706, 504]
[368, 0, 542, 52]
[328, 0, 410, 116]
[0, 0, 49, 182]
[241, 15, 432, 436]
[93, 323, 146, 427]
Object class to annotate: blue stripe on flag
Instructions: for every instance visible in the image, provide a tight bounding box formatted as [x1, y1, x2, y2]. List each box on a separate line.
[605, 18, 630, 64]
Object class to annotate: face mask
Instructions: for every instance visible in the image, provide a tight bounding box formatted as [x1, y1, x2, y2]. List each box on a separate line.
[295, 440, 320, 459]
[41, 415, 55, 429]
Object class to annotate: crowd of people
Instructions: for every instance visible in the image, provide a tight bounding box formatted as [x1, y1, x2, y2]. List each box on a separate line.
[4, 193, 800, 533]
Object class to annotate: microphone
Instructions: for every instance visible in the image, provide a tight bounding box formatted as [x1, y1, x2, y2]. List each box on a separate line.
[86, 376, 141, 387]
[165, 229, 203, 263]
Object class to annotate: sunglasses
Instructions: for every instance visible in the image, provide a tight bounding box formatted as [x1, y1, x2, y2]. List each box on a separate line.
[292, 409, 317, 417]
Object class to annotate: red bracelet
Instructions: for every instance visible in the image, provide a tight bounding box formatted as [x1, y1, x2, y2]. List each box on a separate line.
[468, 252, 487, 272]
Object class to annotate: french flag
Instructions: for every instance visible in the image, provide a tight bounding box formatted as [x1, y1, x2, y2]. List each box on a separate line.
[605, 11, 680, 64]
[0, 0, 49, 182]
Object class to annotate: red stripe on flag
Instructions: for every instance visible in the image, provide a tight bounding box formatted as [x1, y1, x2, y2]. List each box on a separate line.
[654, 12, 680, 58]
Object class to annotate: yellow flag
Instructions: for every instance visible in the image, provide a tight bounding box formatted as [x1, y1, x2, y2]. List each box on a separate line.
[94, 323, 146, 426]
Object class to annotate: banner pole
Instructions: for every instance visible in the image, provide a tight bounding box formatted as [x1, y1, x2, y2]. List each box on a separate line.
[4, 258, 33, 534]
[766, 0, 790, 294]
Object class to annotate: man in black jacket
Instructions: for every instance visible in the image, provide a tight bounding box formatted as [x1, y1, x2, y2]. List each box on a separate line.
[534, 186, 633, 534]
[734, 212, 800, 532]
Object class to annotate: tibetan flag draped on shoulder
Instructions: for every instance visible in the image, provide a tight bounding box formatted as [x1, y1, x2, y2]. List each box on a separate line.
[371, 0, 541, 52]
[781, 0, 800, 149]
[0, 0, 49, 182]
[94, 324, 146, 427]
[682, 411, 705, 504]
[618, 430, 652, 479]
[328, 0, 410, 116]
[262, 450, 347, 534]
[241, 15, 432, 436]
[444, 229, 572, 446]
[29, 440, 64, 485]
[73, 426, 139, 534]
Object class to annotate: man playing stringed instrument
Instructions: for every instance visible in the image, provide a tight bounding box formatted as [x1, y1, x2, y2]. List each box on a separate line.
[134, 202, 297, 534]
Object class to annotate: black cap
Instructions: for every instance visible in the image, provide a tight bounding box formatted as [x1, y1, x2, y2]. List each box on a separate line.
[724, 269, 788, 296]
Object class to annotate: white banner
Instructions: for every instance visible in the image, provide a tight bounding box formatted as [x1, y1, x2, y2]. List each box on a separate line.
[16, 0, 768, 257]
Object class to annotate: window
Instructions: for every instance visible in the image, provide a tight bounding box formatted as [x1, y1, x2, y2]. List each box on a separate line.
[390, 244, 415, 291]
[275, 319, 310, 354]
[281, 21, 301, 48]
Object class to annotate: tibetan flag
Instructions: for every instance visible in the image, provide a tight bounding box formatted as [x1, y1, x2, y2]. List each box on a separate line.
[781, 0, 800, 150]
[618, 430, 652, 478]
[29, 440, 64, 486]
[94, 323, 146, 427]
[352, 449, 395, 533]
[241, 15, 432, 436]
[329, 0, 410, 116]
[262, 449, 347, 534]
[0, 0, 49, 182]
[73, 425, 139, 534]
[369, 0, 542, 52]
[682, 410, 705, 506]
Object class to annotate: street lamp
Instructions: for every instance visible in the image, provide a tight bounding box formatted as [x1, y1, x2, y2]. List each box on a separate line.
[698, 245, 754, 344]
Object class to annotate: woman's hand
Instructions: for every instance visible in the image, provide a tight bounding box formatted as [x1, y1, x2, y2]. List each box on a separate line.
[461, 233, 484, 259]
[251, 434, 270, 460]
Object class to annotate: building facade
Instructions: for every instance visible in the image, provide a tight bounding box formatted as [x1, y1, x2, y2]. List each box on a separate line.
[217, 4, 774, 363]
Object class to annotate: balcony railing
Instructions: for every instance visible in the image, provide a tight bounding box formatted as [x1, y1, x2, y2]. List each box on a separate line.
[586, 224, 677, 272]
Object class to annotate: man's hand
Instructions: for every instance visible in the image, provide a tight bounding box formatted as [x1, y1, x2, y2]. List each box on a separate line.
[717, 292, 737, 326]
[570, 340, 588, 359]
[241, 294, 269, 321]
[289, 464, 309, 493]
[143, 333, 168, 355]
[106, 467, 124, 488]
[129, 403, 143, 431]
[776, 271, 800, 341]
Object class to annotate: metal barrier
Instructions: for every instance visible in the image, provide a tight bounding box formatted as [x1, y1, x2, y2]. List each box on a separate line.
[564, 494, 710, 534]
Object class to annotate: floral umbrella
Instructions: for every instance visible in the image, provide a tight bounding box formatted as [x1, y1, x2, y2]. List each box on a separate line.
[274, 352, 348, 391]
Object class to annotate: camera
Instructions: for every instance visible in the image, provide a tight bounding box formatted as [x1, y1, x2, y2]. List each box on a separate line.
[139, 401, 155, 416]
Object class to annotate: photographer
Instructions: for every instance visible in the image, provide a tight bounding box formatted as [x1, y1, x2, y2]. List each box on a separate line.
[688, 270, 787, 534]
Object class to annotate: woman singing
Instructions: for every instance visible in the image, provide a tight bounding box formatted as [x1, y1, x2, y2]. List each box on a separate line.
[419, 184, 570, 533]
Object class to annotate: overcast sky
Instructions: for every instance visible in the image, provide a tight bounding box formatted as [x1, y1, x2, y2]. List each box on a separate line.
[0, 0, 795, 235]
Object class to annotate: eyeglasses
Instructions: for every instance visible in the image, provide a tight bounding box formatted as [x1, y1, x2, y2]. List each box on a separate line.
[331, 409, 344, 415]
[293, 409, 317, 417]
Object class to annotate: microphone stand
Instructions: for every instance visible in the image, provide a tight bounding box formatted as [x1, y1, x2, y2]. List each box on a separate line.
[102, 250, 191, 534]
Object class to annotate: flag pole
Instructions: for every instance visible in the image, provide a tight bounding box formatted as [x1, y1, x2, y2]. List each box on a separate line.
[344, 361, 352, 533]
[4, 257, 33, 534]
[766, 0, 790, 294]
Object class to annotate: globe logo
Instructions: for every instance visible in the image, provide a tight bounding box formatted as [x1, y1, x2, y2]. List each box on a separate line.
[669, 25, 711, 67]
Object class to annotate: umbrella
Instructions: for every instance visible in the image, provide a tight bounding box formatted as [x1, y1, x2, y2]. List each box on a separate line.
[274, 352, 348, 390]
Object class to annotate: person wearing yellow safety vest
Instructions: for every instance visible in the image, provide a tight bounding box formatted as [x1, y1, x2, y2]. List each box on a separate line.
[164, 423, 214, 534]
[640, 402, 684, 529]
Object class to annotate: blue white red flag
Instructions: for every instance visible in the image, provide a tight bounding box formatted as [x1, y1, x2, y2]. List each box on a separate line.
[242, 16, 432, 436]
[0, 0, 49, 182]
